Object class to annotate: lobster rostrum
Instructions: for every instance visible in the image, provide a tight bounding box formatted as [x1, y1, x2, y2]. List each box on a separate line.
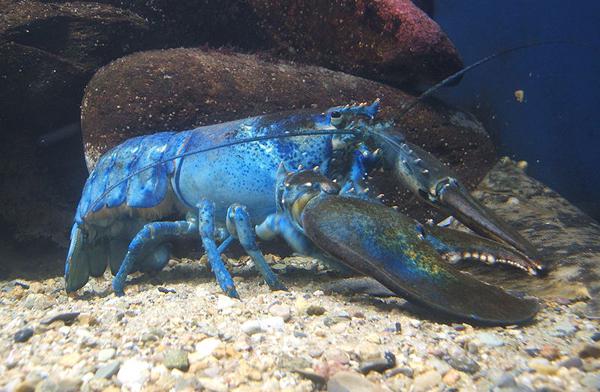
[65, 96, 544, 325]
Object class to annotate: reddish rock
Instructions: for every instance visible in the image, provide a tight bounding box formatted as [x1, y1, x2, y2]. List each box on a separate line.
[249, 0, 463, 85]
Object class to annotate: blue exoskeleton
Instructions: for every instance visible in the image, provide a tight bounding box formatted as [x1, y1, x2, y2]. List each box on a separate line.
[65, 97, 544, 325]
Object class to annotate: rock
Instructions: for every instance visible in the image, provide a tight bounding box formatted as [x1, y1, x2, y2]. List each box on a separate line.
[191, 338, 222, 361]
[559, 357, 583, 369]
[33, 379, 59, 392]
[248, 0, 462, 85]
[95, 360, 121, 379]
[582, 374, 600, 391]
[269, 304, 292, 321]
[552, 321, 577, 337]
[475, 332, 505, 347]
[81, 50, 495, 226]
[327, 370, 382, 392]
[58, 353, 81, 367]
[591, 332, 600, 341]
[22, 294, 54, 310]
[445, 350, 480, 374]
[198, 377, 228, 392]
[163, 349, 190, 371]
[496, 373, 517, 388]
[40, 312, 80, 325]
[412, 370, 442, 392]
[241, 316, 286, 335]
[241, 320, 263, 335]
[117, 359, 151, 391]
[14, 328, 34, 343]
[358, 351, 396, 374]
[306, 305, 327, 316]
[528, 358, 558, 375]
[216, 295, 238, 310]
[539, 344, 561, 361]
[0, 0, 152, 246]
[97, 348, 116, 362]
[578, 344, 600, 359]
[442, 369, 461, 386]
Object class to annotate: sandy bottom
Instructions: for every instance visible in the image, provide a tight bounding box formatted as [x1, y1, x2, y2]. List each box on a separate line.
[1, 254, 599, 392]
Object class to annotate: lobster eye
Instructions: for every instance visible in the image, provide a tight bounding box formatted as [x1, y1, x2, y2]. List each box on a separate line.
[330, 111, 343, 127]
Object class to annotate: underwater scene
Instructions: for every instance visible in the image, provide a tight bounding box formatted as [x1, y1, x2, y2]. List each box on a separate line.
[1, 0, 599, 391]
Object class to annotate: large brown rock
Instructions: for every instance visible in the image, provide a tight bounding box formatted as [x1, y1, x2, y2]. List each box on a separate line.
[249, 0, 463, 85]
[81, 48, 495, 222]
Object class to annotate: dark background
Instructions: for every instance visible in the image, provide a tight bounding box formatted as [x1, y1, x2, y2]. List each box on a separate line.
[429, 0, 600, 219]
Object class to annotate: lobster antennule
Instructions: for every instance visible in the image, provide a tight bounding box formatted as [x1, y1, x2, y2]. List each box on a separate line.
[300, 195, 539, 325]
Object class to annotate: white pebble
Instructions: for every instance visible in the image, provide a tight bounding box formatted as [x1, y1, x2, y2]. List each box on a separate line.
[117, 359, 151, 392]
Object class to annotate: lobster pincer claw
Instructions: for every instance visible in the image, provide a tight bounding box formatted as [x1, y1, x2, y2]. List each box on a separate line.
[432, 177, 546, 274]
[299, 195, 539, 326]
[380, 137, 546, 274]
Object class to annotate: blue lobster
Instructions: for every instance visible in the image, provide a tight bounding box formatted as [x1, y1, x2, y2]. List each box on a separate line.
[65, 96, 544, 326]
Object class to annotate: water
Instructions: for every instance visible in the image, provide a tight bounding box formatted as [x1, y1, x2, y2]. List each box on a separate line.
[431, 0, 600, 219]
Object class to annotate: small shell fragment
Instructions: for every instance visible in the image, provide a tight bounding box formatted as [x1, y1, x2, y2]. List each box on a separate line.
[514, 89, 525, 103]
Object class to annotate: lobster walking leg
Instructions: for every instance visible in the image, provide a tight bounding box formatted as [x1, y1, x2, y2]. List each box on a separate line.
[256, 213, 352, 274]
[113, 220, 196, 295]
[198, 200, 239, 298]
[226, 204, 287, 291]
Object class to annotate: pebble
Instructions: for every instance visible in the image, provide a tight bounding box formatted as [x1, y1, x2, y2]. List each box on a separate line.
[475, 332, 505, 347]
[559, 357, 584, 369]
[442, 369, 461, 386]
[496, 373, 517, 388]
[306, 305, 326, 316]
[552, 321, 577, 337]
[582, 374, 600, 390]
[40, 312, 80, 325]
[58, 352, 81, 367]
[269, 304, 291, 321]
[539, 344, 561, 360]
[97, 348, 116, 362]
[117, 359, 151, 391]
[256, 316, 285, 334]
[23, 294, 54, 310]
[163, 349, 190, 371]
[198, 377, 228, 392]
[359, 351, 396, 374]
[445, 351, 480, 374]
[216, 295, 237, 310]
[579, 343, 600, 359]
[591, 332, 600, 342]
[528, 358, 559, 375]
[412, 370, 442, 392]
[327, 371, 381, 392]
[14, 327, 34, 343]
[192, 337, 221, 361]
[95, 361, 121, 379]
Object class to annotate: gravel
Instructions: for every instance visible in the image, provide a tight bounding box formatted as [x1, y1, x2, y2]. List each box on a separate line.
[1, 255, 599, 391]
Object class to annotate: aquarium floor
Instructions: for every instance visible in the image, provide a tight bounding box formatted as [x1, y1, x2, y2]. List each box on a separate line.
[1, 254, 599, 392]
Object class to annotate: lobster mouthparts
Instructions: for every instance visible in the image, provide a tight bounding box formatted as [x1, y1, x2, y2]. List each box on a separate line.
[302, 195, 539, 326]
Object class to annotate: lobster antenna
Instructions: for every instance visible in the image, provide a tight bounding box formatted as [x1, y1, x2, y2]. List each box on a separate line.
[89, 128, 358, 211]
[396, 41, 579, 120]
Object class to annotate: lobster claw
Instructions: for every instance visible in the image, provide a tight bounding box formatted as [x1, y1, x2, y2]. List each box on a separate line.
[300, 195, 539, 325]
[381, 137, 545, 273]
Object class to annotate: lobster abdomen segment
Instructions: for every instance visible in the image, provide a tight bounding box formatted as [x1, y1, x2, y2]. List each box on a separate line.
[75, 131, 191, 225]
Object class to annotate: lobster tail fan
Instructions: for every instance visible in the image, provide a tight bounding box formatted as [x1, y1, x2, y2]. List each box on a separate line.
[64, 224, 91, 292]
